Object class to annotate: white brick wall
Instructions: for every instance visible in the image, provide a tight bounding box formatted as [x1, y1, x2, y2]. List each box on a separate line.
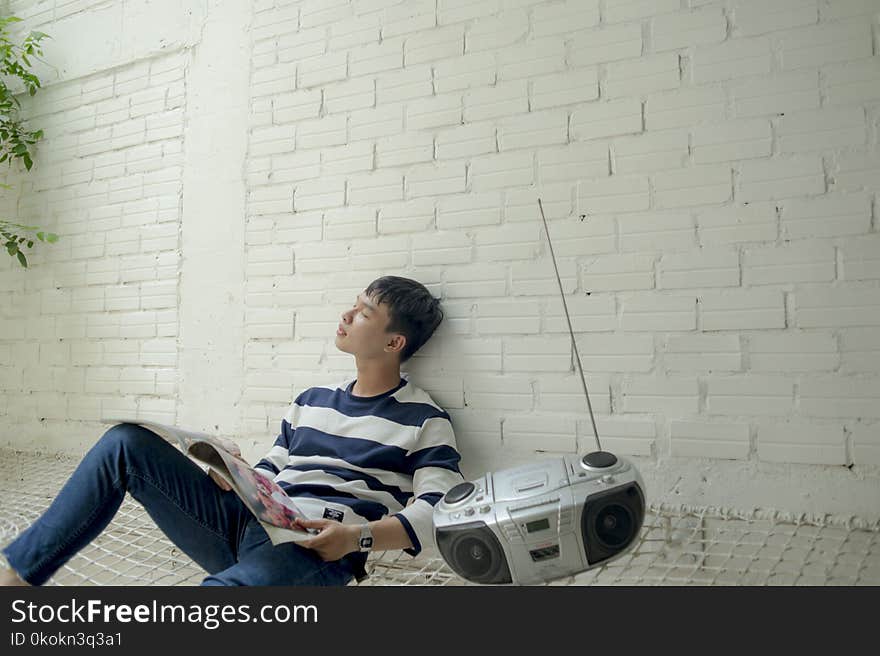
[3, 0, 879, 519]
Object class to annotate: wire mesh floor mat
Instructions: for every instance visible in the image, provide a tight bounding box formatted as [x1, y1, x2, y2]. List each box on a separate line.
[1, 448, 878, 586]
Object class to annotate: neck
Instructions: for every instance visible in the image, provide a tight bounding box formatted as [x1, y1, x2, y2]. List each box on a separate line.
[351, 357, 402, 397]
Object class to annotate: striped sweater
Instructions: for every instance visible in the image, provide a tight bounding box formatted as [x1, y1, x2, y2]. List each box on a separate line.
[253, 372, 465, 558]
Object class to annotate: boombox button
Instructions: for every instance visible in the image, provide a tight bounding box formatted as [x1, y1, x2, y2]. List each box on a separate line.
[464, 507, 475, 516]
[480, 505, 491, 513]
[601, 475, 615, 484]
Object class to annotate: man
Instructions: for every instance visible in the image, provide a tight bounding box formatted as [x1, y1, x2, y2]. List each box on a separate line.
[1, 275, 463, 586]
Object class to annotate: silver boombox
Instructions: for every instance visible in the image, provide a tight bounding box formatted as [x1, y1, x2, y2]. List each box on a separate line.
[433, 451, 646, 585]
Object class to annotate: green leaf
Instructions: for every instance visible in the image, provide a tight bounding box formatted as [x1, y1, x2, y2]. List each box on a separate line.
[27, 240, 33, 248]
[16, 250, 27, 268]
[12, 144, 26, 155]
[36, 231, 44, 241]
[47, 233, 59, 243]
[23, 153, 32, 170]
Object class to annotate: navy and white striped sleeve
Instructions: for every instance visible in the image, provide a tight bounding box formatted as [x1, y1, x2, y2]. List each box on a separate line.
[392, 415, 465, 557]
[253, 402, 298, 479]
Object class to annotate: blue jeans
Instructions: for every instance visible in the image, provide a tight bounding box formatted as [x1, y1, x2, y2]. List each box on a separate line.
[2, 423, 356, 586]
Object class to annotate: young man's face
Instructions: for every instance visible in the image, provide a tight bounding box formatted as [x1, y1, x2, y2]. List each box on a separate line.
[335, 290, 405, 362]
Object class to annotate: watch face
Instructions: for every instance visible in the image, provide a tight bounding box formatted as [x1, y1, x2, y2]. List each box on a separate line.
[360, 537, 373, 549]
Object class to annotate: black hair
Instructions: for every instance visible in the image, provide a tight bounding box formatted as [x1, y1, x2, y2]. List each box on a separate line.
[364, 276, 443, 363]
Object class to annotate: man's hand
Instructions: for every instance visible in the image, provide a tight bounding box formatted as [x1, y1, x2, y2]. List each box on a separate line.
[295, 518, 358, 562]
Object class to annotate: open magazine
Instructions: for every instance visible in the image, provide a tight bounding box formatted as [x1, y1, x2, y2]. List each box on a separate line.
[100, 418, 315, 545]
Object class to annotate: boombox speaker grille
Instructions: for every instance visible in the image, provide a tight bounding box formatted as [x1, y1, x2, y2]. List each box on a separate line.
[582, 484, 645, 566]
[435, 521, 512, 585]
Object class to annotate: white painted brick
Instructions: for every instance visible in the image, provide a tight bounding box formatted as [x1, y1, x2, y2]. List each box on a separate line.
[622, 375, 699, 415]
[729, 70, 819, 118]
[324, 206, 377, 241]
[664, 334, 742, 372]
[778, 18, 872, 70]
[578, 174, 649, 214]
[840, 328, 880, 374]
[475, 298, 541, 333]
[692, 119, 772, 164]
[540, 216, 617, 257]
[573, 333, 655, 372]
[799, 376, 880, 419]
[653, 7, 727, 52]
[510, 257, 577, 294]
[434, 52, 496, 92]
[464, 81, 528, 122]
[437, 192, 502, 229]
[671, 420, 750, 459]
[438, 0, 499, 26]
[497, 37, 565, 81]
[350, 104, 404, 141]
[743, 241, 835, 285]
[659, 247, 740, 289]
[620, 293, 696, 331]
[382, 0, 436, 39]
[820, 0, 879, 20]
[531, 69, 599, 110]
[350, 38, 404, 76]
[328, 14, 381, 51]
[294, 176, 346, 211]
[436, 122, 496, 160]
[503, 336, 572, 372]
[348, 170, 403, 204]
[505, 186, 573, 223]
[738, 156, 824, 202]
[571, 99, 642, 141]
[298, 52, 348, 89]
[498, 110, 567, 151]
[440, 338, 502, 372]
[536, 373, 611, 414]
[839, 235, 880, 281]
[532, 0, 600, 38]
[274, 89, 322, 124]
[698, 202, 778, 245]
[404, 25, 464, 66]
[475, 223, 542, 261]
[301, 0, 352, 29]
[612, 128, 689, 174]
[733, 0, 819, 37]
[748, 332, 838, 372]
[376, 65, 433, 104]
[246, 307, 294, 339]
[654, 164, 732, 208]
[795, 284, 880, 327]
[605, 53, 681, 98]
[350, 235, 409, 270]
[296, 116, 347, 150]
[605, 0, 680, 23]
[412, 229, 472, 265]
[757, 419, 845, 465]
[835, 153, 880, 192]
[700, 289, 786, 330]
[588, 418, 655, 457]
[707, 375, 794, 416]
[851, 422, 880, 466]
[543, 294, 617, 332]
[323, 77, 375, 114]
[777, 107, 866, 153]
[646, 85, 726, 130]
[407, 161, 466, 198]
[465, 11, 529, 53]
[444, 264, 507, 298]
[379, 198, 435, 234]
[693, 37, 772, 83]
[582, 253, 655, 291]
[824, 57, 880, 106]
[503, 414, 577, 453]
[278, 27, 327, 63]
[320, 142, 373, 177]
[406, 94, 462, 131]
[568, 23, 642, 67]
[781, 192, 872, 239]
[470, 151, 534, 191]
[376, 132, 433, 168]
[537, 142, 608, 183]
[620, 211, 695, 252]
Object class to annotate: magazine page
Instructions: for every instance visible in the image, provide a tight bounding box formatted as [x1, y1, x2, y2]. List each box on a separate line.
[99, 417, 221, 452]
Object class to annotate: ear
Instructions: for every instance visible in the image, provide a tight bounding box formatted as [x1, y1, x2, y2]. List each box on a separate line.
[385, 333, 406, 356]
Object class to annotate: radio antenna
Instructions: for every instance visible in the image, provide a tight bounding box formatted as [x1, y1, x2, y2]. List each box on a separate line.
[537, 198, 602, 454]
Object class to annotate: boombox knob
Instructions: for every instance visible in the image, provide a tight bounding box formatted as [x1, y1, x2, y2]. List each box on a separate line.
[582, 451, 618, 468]
[444, 481, 476, 504]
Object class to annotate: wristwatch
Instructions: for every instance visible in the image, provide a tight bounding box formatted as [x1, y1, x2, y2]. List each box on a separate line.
[358, 524, 374, 552]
